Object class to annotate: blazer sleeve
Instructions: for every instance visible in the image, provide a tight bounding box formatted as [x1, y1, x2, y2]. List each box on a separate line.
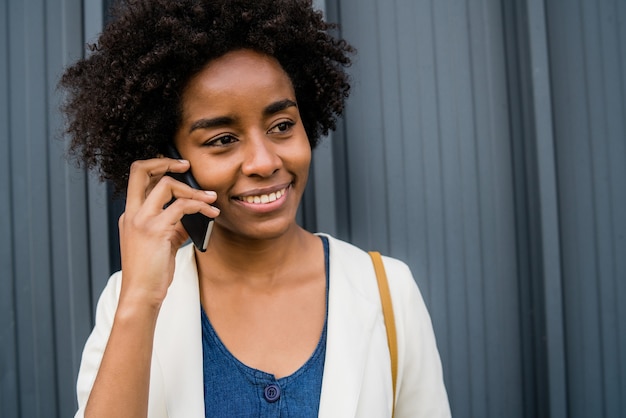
[383, 257, 451, 418]
[74, 272, 122, 418]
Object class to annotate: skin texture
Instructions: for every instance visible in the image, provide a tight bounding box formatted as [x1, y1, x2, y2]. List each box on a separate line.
[175, 50, 311, 243]
[85, 50, 326, 418]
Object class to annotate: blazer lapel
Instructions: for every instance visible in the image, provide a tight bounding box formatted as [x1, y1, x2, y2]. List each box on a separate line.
[152, 245, 205, 417]
[318, 236, 380, 418]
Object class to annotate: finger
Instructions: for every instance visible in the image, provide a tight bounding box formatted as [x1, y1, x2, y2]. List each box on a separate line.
[158, 197, 221, 227]
[142, 175, 218, 216]
[125, 158, 191, 213]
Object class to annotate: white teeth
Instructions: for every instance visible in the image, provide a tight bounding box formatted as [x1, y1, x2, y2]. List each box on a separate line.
[241, 188, 286, 204]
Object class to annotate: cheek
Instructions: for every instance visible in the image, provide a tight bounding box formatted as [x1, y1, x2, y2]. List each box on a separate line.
[297, 146, 312, 178]
[289, 135, 312, 174]
[190, 159, 233, 193]
[298, 151, 312, 177]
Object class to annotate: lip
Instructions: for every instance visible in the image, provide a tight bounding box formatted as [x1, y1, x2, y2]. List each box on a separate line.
[233, 182, 292, 199]
[232, 183, 292, 213]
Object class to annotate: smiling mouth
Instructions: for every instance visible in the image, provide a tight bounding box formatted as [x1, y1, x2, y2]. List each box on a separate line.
[236, 187, 287, 204]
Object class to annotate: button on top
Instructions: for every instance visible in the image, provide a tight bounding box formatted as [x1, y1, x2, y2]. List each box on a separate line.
[264, 384, 281, 403]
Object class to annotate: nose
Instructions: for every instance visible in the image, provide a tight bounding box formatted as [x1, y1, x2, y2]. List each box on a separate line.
[240, 133, 282, 178]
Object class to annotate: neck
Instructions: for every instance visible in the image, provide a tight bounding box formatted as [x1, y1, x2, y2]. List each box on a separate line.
[194, 224, 319, 288]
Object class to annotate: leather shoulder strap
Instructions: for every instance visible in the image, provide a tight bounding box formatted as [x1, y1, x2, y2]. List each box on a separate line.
[368, 251, 397, 416]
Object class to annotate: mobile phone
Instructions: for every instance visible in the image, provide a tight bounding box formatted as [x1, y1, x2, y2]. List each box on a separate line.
[164, 144, 213, 252]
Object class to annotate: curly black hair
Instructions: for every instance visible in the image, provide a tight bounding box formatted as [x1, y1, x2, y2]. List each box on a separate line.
[59, 0, 354, 193]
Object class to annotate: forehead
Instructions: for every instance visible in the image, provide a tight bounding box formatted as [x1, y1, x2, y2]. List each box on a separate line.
[182, 49, 296, 102]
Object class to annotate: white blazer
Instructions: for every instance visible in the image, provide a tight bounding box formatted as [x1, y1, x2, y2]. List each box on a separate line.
[75, 234, 450, 417]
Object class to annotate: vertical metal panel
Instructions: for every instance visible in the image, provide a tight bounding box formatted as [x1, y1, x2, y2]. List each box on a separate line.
[547, 0, 626, 416]
[333, 0, 523, 416]
[309, 0, 340, 235]
[502, 0, 568, 416]
[8, 0, 58, 415]
[47, 1, 96, 416]
[505, 0, 570, 415]
[0, 0, 20, 415]
[2, 0, 108, 416]
[83, 0, 114, 311]
[525, 0, 570, 408]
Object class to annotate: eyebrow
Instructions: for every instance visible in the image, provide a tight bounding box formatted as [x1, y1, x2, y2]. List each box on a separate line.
[189, 116, 234, 133]
[263, 99, 298, 117]
[188, 99, 298, 133]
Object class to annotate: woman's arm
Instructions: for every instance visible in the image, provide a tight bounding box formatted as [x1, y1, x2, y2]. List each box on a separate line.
[77, 158, 219, 418]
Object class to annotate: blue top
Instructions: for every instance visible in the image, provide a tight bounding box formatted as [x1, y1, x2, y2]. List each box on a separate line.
[201, 236, 330, 417]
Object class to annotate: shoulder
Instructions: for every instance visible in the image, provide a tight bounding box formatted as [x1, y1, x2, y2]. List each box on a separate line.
[320, 233, 419, 298]
[319, 233, 450, 416]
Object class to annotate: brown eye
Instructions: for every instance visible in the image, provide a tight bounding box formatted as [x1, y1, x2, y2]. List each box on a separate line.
[276, 122, 290, 132]
[206, 134, 238, 147]
[268, 121, 294, 134]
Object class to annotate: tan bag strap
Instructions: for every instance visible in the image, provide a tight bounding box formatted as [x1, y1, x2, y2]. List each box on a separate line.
[369, 251, 397, 416]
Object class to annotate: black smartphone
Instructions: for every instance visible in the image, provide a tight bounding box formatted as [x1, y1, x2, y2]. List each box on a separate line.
[164, 144, 213, 252]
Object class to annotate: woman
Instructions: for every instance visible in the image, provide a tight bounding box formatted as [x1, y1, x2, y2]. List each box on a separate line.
[60, 0, 450, 417]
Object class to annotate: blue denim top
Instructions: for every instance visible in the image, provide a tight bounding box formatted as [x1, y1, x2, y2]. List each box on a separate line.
[201, 236, 329, 417]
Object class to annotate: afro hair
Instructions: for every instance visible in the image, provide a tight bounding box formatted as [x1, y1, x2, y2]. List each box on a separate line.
[59, 0, 354, 193]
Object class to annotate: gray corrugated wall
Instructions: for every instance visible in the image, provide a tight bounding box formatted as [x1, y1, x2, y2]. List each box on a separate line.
[322, 0, 625, 417]
[546, 0, 626, 416]
[2, 0, 625, 417]
[327, 0, 524, 416]
[503, 0, 567, 416]
[1, 0, 111, 416]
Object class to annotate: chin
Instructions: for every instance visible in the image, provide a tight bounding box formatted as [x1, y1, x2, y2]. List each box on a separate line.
[214, 217, 299, 242]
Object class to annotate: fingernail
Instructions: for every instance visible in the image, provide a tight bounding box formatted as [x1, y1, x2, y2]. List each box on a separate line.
[204, 190, 217, 197]
[178, 159, 189, 164]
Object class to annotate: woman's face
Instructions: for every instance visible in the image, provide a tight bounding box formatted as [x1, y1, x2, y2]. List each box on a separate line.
[174, 49, 311, 242]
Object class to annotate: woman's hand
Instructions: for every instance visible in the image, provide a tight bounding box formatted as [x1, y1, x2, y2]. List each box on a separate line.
[85, 157, 219, 418]
[118, 157, 220, 310]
